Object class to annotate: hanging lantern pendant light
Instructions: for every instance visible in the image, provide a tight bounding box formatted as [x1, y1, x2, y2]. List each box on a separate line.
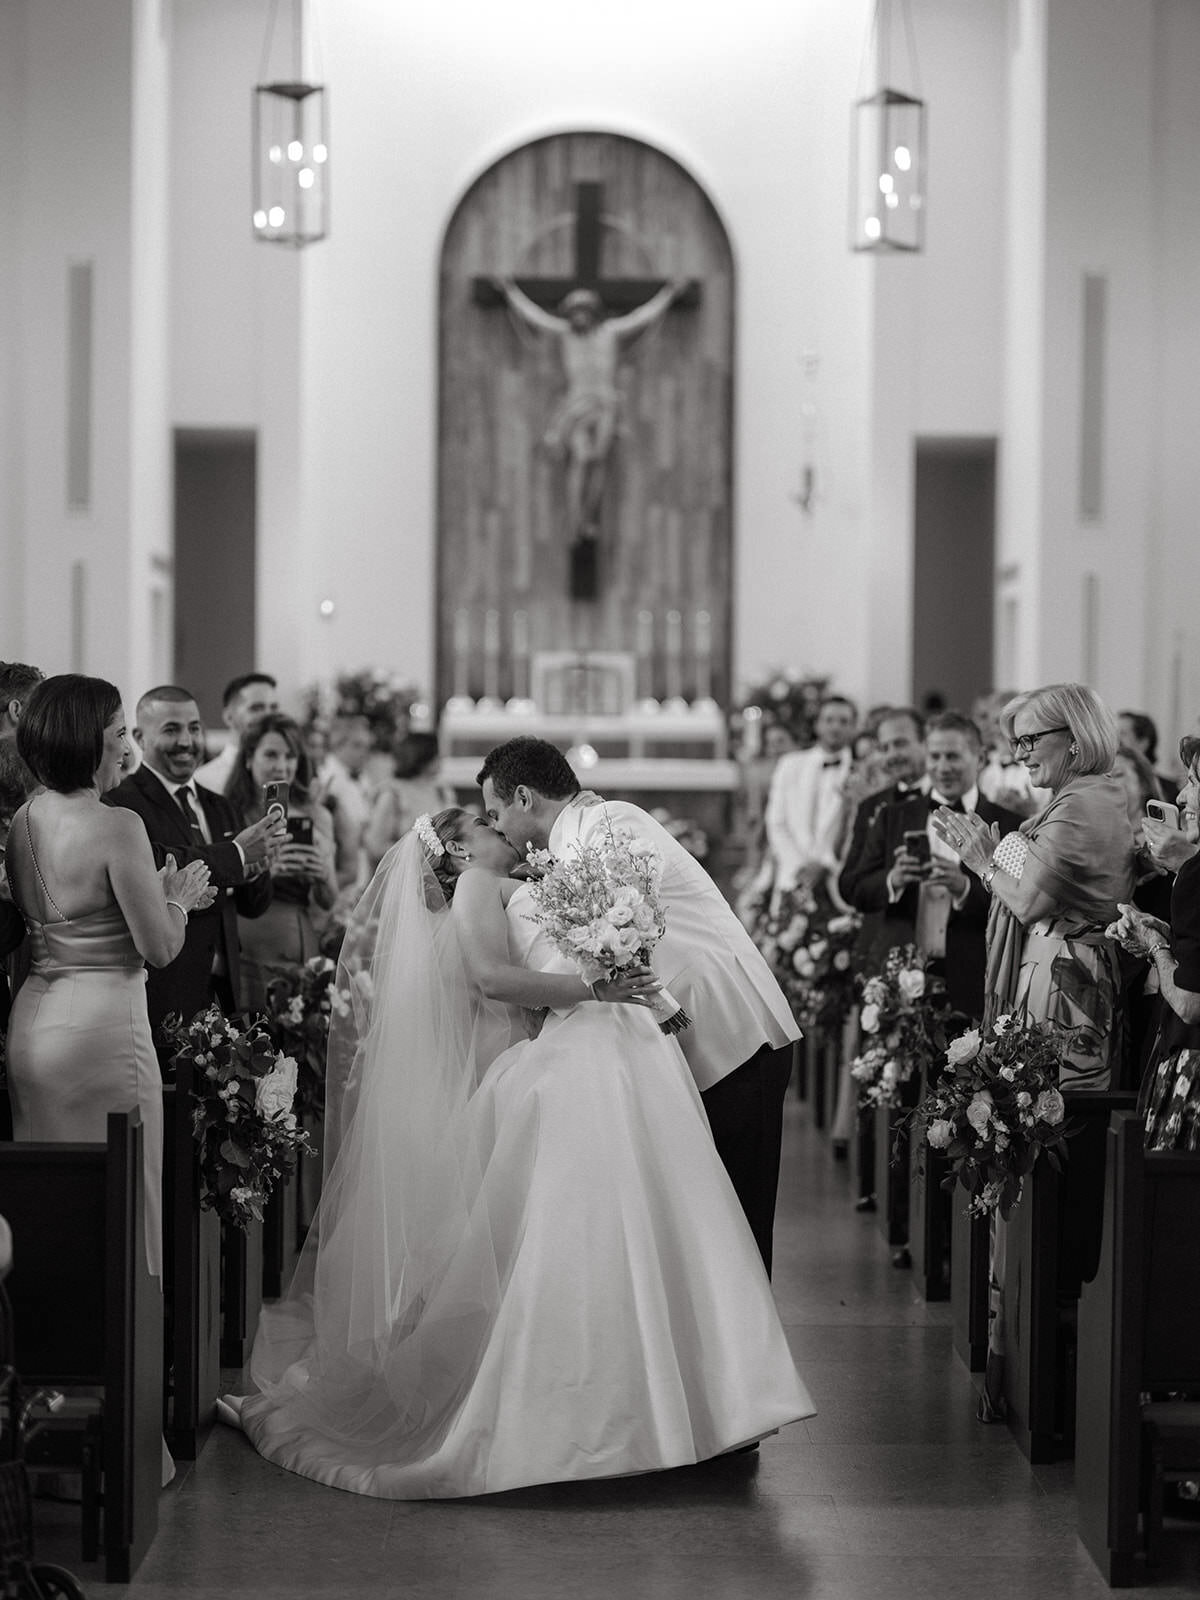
[253, 0, 329, 247]
[851, 0, 925, 254]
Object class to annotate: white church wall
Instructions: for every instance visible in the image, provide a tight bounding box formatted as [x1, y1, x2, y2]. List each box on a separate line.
[1148, 0, 1200, 760]
[0, 2, 23, 654]
[0, 0, 170, 701]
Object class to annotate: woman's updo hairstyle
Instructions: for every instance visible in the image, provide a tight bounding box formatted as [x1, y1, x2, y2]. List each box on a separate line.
[418, 806, 475, 904]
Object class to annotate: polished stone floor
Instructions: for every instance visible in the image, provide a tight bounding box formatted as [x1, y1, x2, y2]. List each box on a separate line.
[35, 1097, 1200, 1598]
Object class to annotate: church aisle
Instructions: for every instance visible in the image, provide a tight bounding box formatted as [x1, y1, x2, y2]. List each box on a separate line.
[37, 1098, 1200, 1598]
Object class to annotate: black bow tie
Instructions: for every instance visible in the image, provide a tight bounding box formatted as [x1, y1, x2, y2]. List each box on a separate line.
[930, 795, 965, 813]
[821, 757, 843, 769]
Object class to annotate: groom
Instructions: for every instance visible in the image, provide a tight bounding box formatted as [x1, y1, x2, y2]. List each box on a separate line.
[479, 736, 800, 1275]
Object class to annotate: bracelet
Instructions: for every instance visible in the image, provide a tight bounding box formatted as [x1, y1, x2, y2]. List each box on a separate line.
[166, 899, 189, 923]
[981, 866, 997, 893]
[1147, 942, 1169, 959]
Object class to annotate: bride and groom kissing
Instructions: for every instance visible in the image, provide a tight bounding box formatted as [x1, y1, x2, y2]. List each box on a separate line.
[223, 736, 814, 1499]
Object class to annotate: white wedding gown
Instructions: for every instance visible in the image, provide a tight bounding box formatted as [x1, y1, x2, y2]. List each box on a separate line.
[229, 881, 813, 1498]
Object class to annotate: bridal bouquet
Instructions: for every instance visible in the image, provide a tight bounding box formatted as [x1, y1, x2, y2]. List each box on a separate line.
[912, 1012, 1072, 1219]
[262, 956, 349, 1119]
[163, 1006, 316, 1229]
[850, 946, 951, 1110]
[524, 818, 691, 1034]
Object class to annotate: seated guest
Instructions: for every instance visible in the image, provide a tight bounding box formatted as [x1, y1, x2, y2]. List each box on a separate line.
[765, 695, 856, 905]
[106, 687, 280, 1028]
[842, 711, 1021, 1021]
[194, 671, 279, 795]
[363, 732, 456, 874]
[5, 674, 214, 1277]
[1110, 735, 1200, 1150]
[227, 714, 338, 1012]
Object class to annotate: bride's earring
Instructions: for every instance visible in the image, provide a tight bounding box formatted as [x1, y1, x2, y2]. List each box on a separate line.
[1069, 741, 1079, 758]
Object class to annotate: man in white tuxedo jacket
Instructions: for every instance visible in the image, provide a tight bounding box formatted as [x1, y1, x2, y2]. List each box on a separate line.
[479, 737, 800, 1274]
[764, 695, 857, 897]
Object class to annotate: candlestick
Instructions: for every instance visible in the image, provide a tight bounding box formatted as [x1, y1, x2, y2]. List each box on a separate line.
[663, 609, 687, 713]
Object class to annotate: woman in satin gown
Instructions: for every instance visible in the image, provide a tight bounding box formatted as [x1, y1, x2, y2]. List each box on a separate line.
[4, 674, 213, 1280]
[226, 807, 813, 1499]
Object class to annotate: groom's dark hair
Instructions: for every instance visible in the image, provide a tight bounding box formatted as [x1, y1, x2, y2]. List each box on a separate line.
[477, 738, 581, 802]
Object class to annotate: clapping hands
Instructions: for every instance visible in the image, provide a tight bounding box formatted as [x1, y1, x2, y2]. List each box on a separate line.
[1106, 902, 1170, 961]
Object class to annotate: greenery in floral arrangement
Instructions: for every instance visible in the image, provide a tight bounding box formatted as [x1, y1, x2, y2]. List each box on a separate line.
[648, 807, 709, 861]
[910, 1012, 1073, 1219]
[301, 668, 420, 750]
[759, 887, 861, 1032]
[734, 669, 830, 747]
[849, 945, 953, 1110]
[162, 1006, 315, 1230]
[262, 956, 349, 1119]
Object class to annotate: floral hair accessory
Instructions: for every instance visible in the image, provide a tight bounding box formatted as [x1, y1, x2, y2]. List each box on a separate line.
[415, 813, 445, 861]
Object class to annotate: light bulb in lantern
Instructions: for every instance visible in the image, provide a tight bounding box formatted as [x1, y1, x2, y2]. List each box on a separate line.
[864, 216, 882, 241]
[268, 205, 285, 227]
[312, 143, 328, 163]
[885, 192, 899, 209]
[253, 209, 268, 230]
[298, 168, 315, 189]
[879, 173, 895, 195]
[287, 139, 303, 161]
[268, 144, 283, 164]
[894, 144, 912, 171]
[318, 598, 335, 618]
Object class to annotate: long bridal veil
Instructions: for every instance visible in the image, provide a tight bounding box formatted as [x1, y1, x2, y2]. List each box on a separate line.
[245, 833, 523, 1461]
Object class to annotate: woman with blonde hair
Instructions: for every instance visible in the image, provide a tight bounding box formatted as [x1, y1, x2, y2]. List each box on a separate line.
[936, 682, 1136, 1088]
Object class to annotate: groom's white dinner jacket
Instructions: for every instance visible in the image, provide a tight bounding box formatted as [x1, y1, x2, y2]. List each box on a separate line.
[548, 793, 799, 1092]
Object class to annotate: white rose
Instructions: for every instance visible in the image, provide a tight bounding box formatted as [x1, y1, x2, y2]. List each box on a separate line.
[833, 950, 851, 971]
[965, 1093, 993, 1137]
[861, 1003, 880, 1034]
[827, 915, 857, 936]
[927, 1118, 954, 1150]
[862, 978, 886, 1006]
[1034, 1088, 1065, 1126]
[1016, 1091, 1032, 1107]
[999, 1066, 1016, 1081]
[992, 1012, 1014, 1036]
[329, 987, 351, 1017]
[898, 968, 926, 1002]
[256, 1055, 299, 1121]
[809, 939, 829, 960]
[795, 956, 816, 979]
[946, 1029, 981, 1067]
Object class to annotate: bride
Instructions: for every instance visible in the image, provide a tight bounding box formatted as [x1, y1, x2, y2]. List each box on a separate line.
[223, 807, 813, 1498]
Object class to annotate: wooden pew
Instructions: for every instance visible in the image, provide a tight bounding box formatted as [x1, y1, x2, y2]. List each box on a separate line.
[1002, 1090, 1136, 1462]
[1076, 1112, 1200, 1586]
[262, 1169, 299, 1300]
[0, 1110, 161, 1583]
[908, 1133, 952, 1300]
[161, 1060, 221, 1460]
[220, 1220, 263, 1369]
[950, 1201, 989, 1371]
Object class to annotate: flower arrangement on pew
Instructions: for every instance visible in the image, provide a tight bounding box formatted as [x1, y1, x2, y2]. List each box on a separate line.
[849, 945, 951, 1109]
[911, 1012, 1072, 1219]
[162, 1006, 315, 1229]
[760, 889, 862, 1031]
[525, 816, 691, 1035]
[301, 667, 421, 751]
[261, 956, 349, 1120]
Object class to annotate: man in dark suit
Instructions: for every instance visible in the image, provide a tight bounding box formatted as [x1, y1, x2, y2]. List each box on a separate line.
[105, 685, 282, 1029]
[842, 710, 1023, 1021]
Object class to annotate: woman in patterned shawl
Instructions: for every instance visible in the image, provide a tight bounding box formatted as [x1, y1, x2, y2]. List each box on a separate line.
[934, 682, 1137, 1090]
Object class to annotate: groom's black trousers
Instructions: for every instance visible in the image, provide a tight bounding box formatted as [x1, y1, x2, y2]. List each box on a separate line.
[700, 1041, 794, 1278]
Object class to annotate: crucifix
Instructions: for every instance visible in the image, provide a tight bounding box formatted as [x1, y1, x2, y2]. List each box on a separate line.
[474, 181, 699, 601]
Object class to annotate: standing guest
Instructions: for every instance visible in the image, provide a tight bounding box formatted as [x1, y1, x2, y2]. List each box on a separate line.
[838, 707, 928, 910]
[1109, 736, 1200, 1149]
[227, 714, 338, 1012]
[935, 684, 1137, 1422]
[937, 684, 1137, 1085]
[844, 712, 1022, 1021]
[479, 737, 800, 1275]
[976, 689, 1042, 818]
[194, 672, 279, 795]
[4, 675, 213, 1277]
[106, 687, 280, 1028]
[363, 732, 456, 875]
[0, 740, 36, 1040]
[317, 714, 375, 892]
[0, 661, 44, 741]
[1118, 709, 1172, 799]
[734, 719, 798, 928]
[765, 695, 857, 904]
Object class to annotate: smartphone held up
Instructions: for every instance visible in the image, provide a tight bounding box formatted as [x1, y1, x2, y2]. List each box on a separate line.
[1145, 799, 1181, 830]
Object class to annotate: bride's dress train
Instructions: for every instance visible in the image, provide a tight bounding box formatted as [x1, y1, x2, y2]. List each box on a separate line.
[228, 862, 813, 1498]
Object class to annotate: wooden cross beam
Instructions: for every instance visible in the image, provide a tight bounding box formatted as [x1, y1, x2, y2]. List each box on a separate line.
[473, 181, 700, 314]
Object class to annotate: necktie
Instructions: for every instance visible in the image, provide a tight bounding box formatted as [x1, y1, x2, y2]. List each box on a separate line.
[176, 785, 206, 842]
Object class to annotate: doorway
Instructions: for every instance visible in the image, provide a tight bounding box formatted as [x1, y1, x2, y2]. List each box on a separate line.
[173, 430, 256, 726]
[911, 438, 996, 713]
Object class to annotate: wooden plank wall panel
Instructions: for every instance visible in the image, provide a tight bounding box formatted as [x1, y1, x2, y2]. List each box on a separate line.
[437, 132, 734, 706]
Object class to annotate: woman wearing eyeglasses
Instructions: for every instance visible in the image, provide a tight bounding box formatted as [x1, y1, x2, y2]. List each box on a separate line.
[933, 683, 1136, 1090]
[932, 683, 1136, 1423]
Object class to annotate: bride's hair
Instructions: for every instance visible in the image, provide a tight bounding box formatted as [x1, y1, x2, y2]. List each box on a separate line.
[422, 806, 475, 903]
